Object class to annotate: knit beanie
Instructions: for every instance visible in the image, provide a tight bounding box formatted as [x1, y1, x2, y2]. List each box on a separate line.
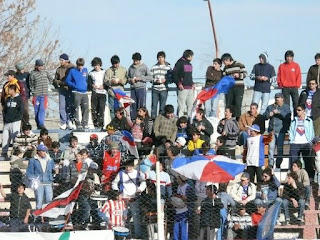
[259, 52, 268, 64]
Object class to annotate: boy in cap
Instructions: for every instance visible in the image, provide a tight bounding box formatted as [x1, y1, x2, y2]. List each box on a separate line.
[264, 92, 291, 168]
[53, 53, 75, 130]
[250, 52, 276, 114]
[197, 184, 224, 240]
[29, 59, 53, 129]
[243, 124, 265, 183]
[227, 203, 252, 239]
[1, 84, 24, 161]
[26, 144, 55, 210]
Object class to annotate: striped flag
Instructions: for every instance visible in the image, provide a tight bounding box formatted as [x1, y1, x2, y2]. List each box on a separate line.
[120, 130, 139, 158]
[113, 88, 135, 109]
[33, 172, 87, 218]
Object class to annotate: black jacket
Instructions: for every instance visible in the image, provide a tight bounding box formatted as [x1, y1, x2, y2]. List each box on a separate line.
[192, 118, 214, 142]
[200, 197, 224, 228]
[6, 193, 31, 219]
[172, 57, 194, 88]
[298, 88, 320, 120]
[3, 94, 24, 124]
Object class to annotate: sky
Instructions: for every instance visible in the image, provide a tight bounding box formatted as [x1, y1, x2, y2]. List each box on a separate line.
[36, 0, 319, 83]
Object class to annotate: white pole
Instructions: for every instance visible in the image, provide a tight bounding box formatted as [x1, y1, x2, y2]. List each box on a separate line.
[156, 161, 165, 240]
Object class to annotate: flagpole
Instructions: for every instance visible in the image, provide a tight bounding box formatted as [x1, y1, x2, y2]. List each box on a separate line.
[204, 0, 219, 57]
[156, 160, 165, 240]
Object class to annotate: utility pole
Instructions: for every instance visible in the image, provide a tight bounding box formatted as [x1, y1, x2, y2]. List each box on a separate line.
[204, 0, 219, 57]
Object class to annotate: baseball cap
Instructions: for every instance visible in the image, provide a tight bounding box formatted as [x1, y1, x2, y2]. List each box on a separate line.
[35, 59, 44, 66]
[312, 137, 320, 144]
[106, 124, 115, 131]
[90, 134, 98, 140]
[257, 203, 268, 209]
[109, 141, 118, 149]
[275, 92, 284, 98]
[4, 70, 16, 77]
[15, 63, 25, 71]
[37, 144, 48, 152]
[176, 137, 186, 147]
[247, 124, 260, 132]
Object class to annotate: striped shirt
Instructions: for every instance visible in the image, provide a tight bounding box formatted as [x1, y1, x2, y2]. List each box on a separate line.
[228, 213, 252, 229]
[29, 69, 53, 96]
[100, 199, 126, 229]
[223, 61, 247, 86]
[150, 63, 171, 91]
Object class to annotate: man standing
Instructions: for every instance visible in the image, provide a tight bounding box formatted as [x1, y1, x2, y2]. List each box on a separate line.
[250, 52, 276, 114]
[264, 93, 291, 168]
[26, 144, 55, 210]
[65, 58, 89, 129]
[150, 51, 172, 119]
[104, 55, 127, 119]
[298, 79, 320, 136]
[306, 53, 320, 85]
[1, 85, 24, 161]
[29, 59, 53, 129]
[88, 57, 107, 129]
[53, 53, 75, 130]
[277, 50, 301, 111]
[173, 49, 195, 117]
[127, 52, 152, 120]
[221, 53, 247, 119]
[15, 63, 30, 127]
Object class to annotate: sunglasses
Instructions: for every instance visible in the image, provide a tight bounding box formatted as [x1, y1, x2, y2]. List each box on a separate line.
[296, 109, 303, 112]
[262, 175, 269, 178]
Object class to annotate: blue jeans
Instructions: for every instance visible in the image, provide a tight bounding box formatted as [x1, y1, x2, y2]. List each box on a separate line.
[10, 218, 28, 232]
[131, 88, 146, 120]
[35, 184, 53, 209]
[128, 200, 142, 238]
[205, 94, 224, 118]
[77, 195, 91, 223]
[59, 89, 73, 124]
[174, 211, 188, 240]
[268, 132, 285, 168]
[151, 89, 168, 119]
[33, 95, 48, 129]
[252, 91, 270, 114]
[282, 198, 305, 220]
[238, 131, 249, 147]
[217, 208, 228, 240]
[108, 93, 115, 120]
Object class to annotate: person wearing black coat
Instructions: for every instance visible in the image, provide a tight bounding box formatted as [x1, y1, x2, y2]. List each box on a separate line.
[197, 185, 224, 240]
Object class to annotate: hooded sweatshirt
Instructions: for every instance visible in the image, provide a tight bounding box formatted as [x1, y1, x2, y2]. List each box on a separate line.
[127, 61, 152, 89]
[250, 52, 276, 93]
[65, 67, 88, 93]
[172, 57, 194, 88]
[1, 78, 24, 106]
[3, 93, 24, 123]
[53, 62, 74, 90]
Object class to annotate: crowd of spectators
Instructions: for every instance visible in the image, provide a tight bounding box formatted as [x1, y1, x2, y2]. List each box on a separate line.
[0, 50, 320, 240]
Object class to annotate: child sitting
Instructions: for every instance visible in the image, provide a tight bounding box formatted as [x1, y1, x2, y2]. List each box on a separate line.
[187, 130, 205, 153]
[132, 115, 144, 148]
[37, 127, 53, 150]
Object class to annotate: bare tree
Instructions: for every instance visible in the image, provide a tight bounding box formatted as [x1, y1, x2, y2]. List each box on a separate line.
[0, 0, 62, 83]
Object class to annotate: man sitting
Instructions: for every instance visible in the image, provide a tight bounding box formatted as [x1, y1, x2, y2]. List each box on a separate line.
[13, 123, 37, 158]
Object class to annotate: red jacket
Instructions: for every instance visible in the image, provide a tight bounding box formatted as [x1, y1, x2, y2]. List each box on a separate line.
[102, 150, 121, 188]
[277, 61, 301, 88]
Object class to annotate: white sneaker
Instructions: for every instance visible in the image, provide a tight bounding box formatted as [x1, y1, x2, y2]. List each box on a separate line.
[67, 122, 76, 130]
[59, 123, 67, 130]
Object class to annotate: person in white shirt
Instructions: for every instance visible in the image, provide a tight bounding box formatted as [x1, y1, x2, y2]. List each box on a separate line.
[112, 161, 146, 239]
[88, 57, 107, 129]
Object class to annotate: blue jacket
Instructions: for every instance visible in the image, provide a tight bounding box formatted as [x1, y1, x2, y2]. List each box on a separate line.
[289, 116, 314, 144]
[264, 103, 291, 133]
[257, 175, 281, 201]
[26, 154, 55, 184]
[65, 67, 88, 93]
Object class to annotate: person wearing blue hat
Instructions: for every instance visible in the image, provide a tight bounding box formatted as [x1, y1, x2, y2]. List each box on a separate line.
[29, 59, 53, 129]
[26, 144, 55, 210]
[243, 124, 265, 183]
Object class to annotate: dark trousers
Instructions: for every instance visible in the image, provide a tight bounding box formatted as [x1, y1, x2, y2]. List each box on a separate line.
[151, 89, 168, 120]
[131, 88, 146, 120]
[246, 166, 263, 183]
[91, 91, 106, 128]
[22, 100, 29, 128]
[289, 143, 313, 177]
[73, 92, 89, 127]
[225, 86, 244, 118]
[218, 147, 236, 160]
[282, 88, 299, 111]
[108, 93, 115, 120]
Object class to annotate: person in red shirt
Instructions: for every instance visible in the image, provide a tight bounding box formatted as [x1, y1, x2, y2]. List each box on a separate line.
[277, 50, 302, 112]
[251, 203, 267, 226]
